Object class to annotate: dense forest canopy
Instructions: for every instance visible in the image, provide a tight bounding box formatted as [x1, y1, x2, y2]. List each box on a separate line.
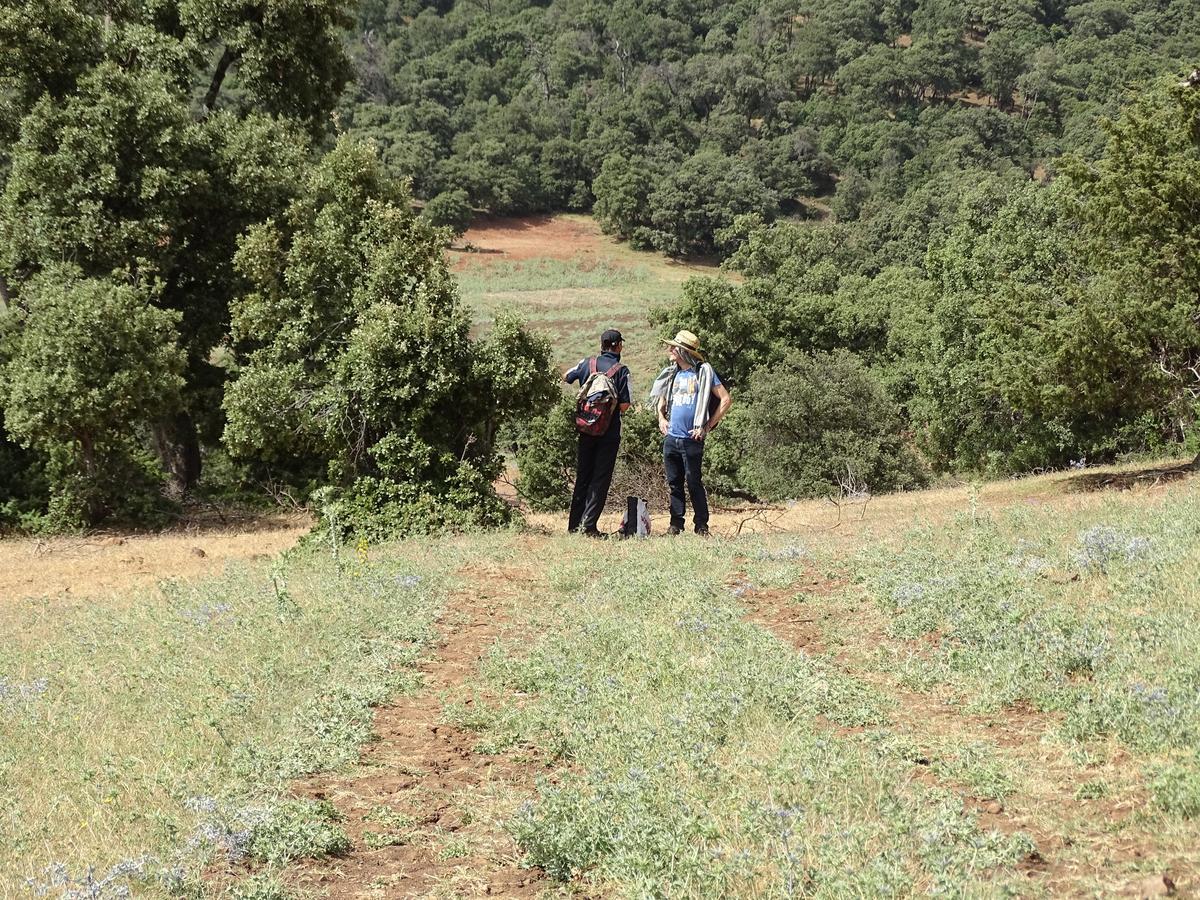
[340, 0, 1200, 252]
[0, 0, 556, 532]
[334, 0, 1200, 494]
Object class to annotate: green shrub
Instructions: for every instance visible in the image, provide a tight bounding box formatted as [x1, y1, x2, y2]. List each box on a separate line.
[248, 799, 351, 865]
[422, 188, 473, 235]
[315, 461, 511, 542]
[515, 402, 671, 514]
[0, 270, 184, 527]
[734, 350, 929, 500]
[514, 396, 576, 512]
[224, 139, 556, 539]
[609, 407, 668, 509]
[1150, 758, 1200, 818]
[0, 427, 47, 530]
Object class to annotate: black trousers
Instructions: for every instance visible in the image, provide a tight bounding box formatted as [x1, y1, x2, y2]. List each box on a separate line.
[568, 428, 620, 533]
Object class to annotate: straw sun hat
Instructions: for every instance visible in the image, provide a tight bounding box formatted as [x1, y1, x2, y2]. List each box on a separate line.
[662, 330, 705, 361]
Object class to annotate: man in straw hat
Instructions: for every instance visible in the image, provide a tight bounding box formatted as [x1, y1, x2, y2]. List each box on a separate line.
[648, 329, 732, 536]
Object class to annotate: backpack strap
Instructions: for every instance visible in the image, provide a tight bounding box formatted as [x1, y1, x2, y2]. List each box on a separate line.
[588, 357, 598, 375]
[604, 362, 626, 408]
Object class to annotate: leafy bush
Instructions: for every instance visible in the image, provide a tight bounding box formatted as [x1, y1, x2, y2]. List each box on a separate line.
[733, 350, 928, 500]
[422, 188, 473, 235]
[1151, 757, 1200, 819]
[609, 407, 669, 510]
[515, 399, 672, 515]
[0, 270, 184, 526]
[224, 138, 556, 538]
[247, 799, 350, 865]
[0, 426, 47, 530]
[514, 397, 577, 512]
[644, 150, 779, 257]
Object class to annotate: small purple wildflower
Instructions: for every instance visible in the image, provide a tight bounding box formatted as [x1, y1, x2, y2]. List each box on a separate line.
[188, 822, 253, 863]
[1009, 542, 1049, 574]
[183, 796, 218, 815]
[1074, 525, 1152, 573]
[677, 616, 713, 634]
[891, 582, 927, 608]
[185, 803, 270, 864]
[157, 867, 186, 891]
[754, 544, 806, 562]
[0, 676, 49, 706]
[26, 857, 151, 899]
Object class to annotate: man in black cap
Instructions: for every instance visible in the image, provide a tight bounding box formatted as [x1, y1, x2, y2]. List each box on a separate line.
[563, 329, 632, 537]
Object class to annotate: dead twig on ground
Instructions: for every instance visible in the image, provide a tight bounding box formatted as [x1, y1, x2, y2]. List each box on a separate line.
[732, 506, 791, 536]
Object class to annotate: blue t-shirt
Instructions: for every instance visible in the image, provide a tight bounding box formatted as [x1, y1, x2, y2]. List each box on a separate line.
[667, 368, 721, 438]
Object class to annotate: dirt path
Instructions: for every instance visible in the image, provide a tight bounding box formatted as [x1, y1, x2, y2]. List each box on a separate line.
[284, 561, 551, 899]
[733, 568, 1193, 897]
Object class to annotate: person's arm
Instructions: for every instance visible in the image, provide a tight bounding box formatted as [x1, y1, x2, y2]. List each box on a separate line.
[657, 395, 669, 435]
[564, 358, 587, 384]
[700, 382, 731, 438]
[618, 368, 632, 413]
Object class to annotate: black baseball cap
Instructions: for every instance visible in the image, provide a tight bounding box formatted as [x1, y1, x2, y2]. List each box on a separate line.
[601, 328, 624, 345]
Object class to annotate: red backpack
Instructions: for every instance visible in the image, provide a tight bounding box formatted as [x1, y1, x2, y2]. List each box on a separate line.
[574, 358, 623, 436]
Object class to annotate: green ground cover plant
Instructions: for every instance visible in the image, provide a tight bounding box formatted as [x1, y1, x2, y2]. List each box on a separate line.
[453, 538, 1036, 896]
[855, 482, 1200, 815]
[0, 545, 451, 895]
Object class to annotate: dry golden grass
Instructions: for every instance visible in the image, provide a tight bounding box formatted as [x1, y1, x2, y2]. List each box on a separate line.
[0, 510, 311, 603]
[3, 457, 1189, 604]
[527, 455, 1198, 548]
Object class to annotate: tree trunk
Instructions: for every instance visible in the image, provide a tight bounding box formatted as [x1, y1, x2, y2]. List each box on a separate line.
[203, 46, 239, 112]
[154, 411, 202, 497]
[1191, 450, 1200, 471]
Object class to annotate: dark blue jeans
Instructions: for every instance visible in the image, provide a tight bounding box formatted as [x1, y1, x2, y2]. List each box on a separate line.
[663, 435, 708, 531]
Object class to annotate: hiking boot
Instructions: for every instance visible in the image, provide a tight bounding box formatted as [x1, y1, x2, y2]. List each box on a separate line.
[667, 525, 682, 536]
[694, 526, 711, 537]
[582, 528, 606, 540]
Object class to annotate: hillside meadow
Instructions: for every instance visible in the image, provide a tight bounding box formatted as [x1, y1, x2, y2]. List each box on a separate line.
[450, 214, 728, 391]
[2, 459, 1199, 897]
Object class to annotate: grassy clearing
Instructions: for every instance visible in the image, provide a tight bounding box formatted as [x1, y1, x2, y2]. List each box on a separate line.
[454, 256, 689, 391]
[854, 489, 1200, 759]
[440, 475, 1200, 896]
[6, 468, 1200, 896]
[448, 537, 1037, 897]
[0, 542, 451, 896]
[799, 478, 1200, 892]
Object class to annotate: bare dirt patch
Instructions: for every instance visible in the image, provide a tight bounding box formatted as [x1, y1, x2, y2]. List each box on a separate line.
[454, 214, 610, 263]
[0, 511, 310, 602]
[450, 213, 720, 282]
[283, 562, 550, 898]
[730, 563, 846, 655]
